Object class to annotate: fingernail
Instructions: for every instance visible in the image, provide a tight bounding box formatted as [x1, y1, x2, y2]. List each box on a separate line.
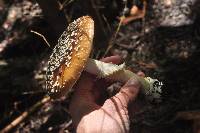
[137, 71, 145, 77]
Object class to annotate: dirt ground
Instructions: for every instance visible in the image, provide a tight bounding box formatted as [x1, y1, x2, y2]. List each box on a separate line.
[0, 0, 200, 132]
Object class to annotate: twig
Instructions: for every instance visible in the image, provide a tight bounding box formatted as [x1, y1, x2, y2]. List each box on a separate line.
[0, 96, 50, 133]
[176, 110, 200, 120]
[102, 14, 112, 33]
[89, 0, 107, 36]
[30, 30, 51, 48]
[103, 0, 129, 57]
[115, 42, 137, 50]
[105, 0, 147, 54]
[176, 110, 200, 133]
[102, 13, 124, 57]
[58, 0, 74, 10]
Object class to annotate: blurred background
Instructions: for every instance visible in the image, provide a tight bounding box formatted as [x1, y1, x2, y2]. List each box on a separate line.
[0, 0, 200, 132]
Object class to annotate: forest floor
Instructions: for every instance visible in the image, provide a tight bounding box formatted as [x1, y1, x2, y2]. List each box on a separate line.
[0, 0, 200, 133]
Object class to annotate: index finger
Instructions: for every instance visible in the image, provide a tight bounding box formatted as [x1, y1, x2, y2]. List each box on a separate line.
[100, 55, 123, 64]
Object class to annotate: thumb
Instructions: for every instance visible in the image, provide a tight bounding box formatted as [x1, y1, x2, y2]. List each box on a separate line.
[110, 77, 141, 109]
[100, 77, 141, 132]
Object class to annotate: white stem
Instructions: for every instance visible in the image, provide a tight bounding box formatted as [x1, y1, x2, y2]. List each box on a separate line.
[85, 58, 162, 99]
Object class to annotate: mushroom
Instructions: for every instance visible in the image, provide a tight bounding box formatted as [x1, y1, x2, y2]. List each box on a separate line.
[45, 16, 162, 99]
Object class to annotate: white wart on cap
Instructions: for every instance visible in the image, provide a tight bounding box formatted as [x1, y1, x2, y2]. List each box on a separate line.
[46, 16, 94, 98]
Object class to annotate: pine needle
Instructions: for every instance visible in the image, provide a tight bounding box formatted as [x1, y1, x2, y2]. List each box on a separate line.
[103, 0, 128, 57]
[30, 30, 51, 48]
[103, 18, 123, 57]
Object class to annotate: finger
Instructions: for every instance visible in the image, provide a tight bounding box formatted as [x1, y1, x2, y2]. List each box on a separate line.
[94, 58, 144, 105]
[103, 77, 141, 111]
[95, 70, 145, 103]
[100, 55, 123, 64]
[100, 77, 141, 132]
[137, 71, 145, 77]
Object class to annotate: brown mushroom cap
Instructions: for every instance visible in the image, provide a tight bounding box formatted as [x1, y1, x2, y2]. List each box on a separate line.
[46, 16, 94, 98]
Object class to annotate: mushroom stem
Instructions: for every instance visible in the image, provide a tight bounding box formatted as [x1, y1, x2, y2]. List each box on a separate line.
[85, 58, 162, 99]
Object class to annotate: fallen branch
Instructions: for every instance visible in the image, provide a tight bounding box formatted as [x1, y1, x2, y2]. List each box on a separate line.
[176, 110, 200, 133]
[0, 96, 50, 133]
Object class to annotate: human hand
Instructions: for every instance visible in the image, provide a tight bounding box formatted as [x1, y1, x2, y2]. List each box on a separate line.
[69, 55, 144, 133]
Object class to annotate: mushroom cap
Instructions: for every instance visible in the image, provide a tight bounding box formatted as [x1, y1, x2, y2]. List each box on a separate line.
[46, 16, 94, 98]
